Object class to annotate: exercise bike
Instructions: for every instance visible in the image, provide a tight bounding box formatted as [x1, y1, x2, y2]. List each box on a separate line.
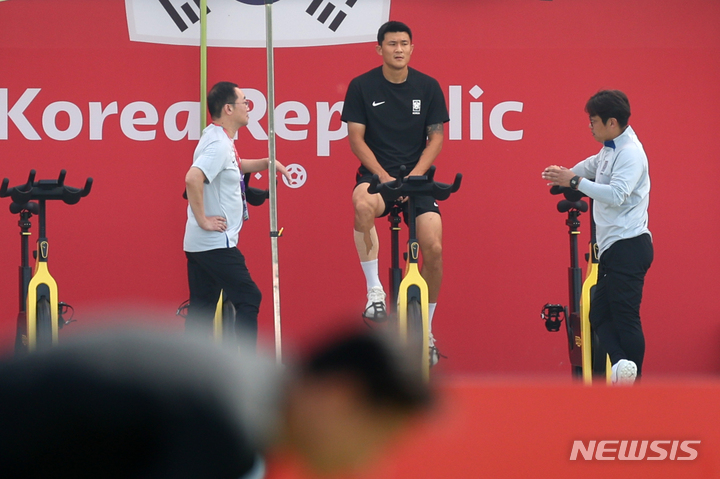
[367, 166, 462, 380]
[541, 185, 610, 384]
[177, 174, 269, 346]
[1, 170, 93, 354]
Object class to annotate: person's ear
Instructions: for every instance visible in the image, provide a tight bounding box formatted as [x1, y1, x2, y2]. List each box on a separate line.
[376, 44, 383, 56]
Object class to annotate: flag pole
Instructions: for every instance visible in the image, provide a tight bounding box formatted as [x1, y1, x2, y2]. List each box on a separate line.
[200, 0, 208, 129]
[265, 0, 282, 364]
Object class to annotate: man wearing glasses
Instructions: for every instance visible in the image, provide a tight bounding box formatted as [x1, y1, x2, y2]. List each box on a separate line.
[183, 81, 289, 347]
[542, 90, 652, 385]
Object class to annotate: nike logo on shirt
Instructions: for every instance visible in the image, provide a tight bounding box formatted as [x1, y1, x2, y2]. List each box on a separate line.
[372, 101, 385, 107]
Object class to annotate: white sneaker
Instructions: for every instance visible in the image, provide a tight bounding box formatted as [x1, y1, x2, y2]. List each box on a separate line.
[363, 286, 387, 321]
[611, 359, 637, 385]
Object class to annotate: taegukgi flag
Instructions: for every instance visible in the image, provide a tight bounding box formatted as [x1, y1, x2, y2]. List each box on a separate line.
[125, 0, 392, 48]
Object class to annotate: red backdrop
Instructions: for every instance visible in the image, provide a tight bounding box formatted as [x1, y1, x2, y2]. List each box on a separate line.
[1, 0, 719, 375]
[268, 378, 720, 478]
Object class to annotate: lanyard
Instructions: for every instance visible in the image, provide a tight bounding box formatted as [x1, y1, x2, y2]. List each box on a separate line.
[230, 142, 250, 221]
[213, 123, 249, 221]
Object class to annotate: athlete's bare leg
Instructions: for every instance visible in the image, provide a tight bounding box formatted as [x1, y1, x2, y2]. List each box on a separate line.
[416, 211, 443, 304]
[352, 183, 386, 260]
[353, 183, 388, 319]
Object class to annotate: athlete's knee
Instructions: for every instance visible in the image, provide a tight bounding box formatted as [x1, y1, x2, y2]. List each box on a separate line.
[421, 238, 443, 263]
[354, 186, 383, 219]
[354, 204, 380, 232]
[354, 199, 376, 219]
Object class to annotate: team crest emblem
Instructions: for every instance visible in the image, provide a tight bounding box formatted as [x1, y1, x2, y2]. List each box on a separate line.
[412, 99, 421, 115]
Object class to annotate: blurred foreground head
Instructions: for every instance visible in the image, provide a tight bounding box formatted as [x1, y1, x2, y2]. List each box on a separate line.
[283, 328, 433, 473]
[0, 331, 280, 479]
[0, 326, 432, 477]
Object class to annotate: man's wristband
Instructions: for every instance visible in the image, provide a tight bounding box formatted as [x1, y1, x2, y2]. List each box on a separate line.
[569, 175, 581, 190]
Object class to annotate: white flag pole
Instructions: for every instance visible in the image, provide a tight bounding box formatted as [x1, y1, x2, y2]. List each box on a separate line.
[265, 0, 282, 364]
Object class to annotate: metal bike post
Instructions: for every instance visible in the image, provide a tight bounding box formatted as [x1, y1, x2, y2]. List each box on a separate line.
[16, 210, 33, 355]
[388, 209, 402, 314]
[18, 211, 32, 315]
[567, 211, 581, 318]
[566, 208, 584, 378]
[266, 0, 282, 364]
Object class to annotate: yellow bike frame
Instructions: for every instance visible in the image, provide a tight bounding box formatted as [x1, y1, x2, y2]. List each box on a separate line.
[397, 241, 431, 381]
[26, 239, 59, 351]
[580, 242, 611, 384]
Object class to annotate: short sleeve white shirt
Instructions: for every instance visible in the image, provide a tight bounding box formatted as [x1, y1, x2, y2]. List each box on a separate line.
[183, 124, 244, 252]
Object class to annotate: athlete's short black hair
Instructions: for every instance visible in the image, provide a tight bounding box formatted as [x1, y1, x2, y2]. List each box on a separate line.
[377, 21, 412, 45]
[303, 329, 431, 413]
[207, 81, 239, 120]
[585, 90, 631, 127]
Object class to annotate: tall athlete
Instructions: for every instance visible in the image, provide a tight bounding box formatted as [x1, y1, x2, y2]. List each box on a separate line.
[341, 21, 450, 365]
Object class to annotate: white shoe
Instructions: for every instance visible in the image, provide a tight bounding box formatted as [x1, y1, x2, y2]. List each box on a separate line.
[611, 359, 637, 385]
[362, 286, 387, 321]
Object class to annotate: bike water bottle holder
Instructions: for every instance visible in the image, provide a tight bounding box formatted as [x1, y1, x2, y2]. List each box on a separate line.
[58, 302, 75, 328]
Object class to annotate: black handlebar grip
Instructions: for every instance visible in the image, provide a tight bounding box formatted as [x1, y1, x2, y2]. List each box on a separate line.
[61, 177, 93, 205]
[0, 178, 8, 197]
[451, 173, 462, 193]
[58, 169, 67, 186]
[82, 177, 93, 196]
[367, 174, 381, 195]
[425, 165, 436, 181]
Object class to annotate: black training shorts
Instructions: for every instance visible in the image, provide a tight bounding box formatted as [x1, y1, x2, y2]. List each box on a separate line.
[355, 174, 441, 221]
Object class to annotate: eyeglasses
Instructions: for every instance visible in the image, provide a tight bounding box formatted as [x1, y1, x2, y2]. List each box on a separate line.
[227, 99, 250, 107]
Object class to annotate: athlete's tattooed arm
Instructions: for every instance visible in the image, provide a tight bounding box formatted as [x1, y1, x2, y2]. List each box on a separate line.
[426, 123, 443, 136]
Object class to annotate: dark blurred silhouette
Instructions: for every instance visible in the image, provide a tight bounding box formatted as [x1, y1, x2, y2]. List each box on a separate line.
[0, 325, 431, 478]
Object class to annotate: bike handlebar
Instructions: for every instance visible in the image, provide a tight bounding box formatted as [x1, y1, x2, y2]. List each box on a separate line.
[367, 166, 462, 204]
[1, 170, 93, 206]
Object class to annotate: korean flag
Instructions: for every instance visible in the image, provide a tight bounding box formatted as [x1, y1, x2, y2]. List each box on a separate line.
[125, 0, 391, 48]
